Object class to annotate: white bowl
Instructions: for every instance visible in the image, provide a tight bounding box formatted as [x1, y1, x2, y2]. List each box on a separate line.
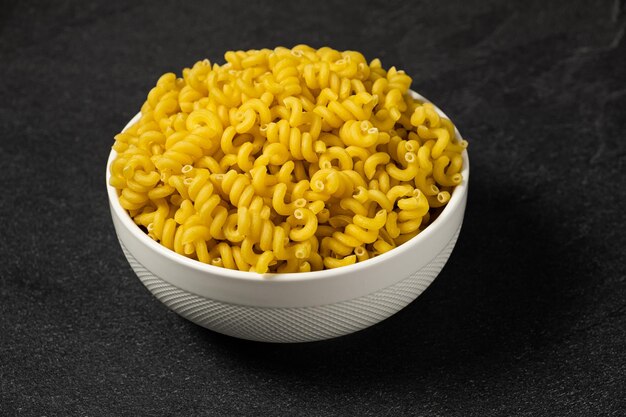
[107, 91, 469, 343]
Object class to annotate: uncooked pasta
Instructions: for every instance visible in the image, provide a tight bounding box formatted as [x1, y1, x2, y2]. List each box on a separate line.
[109, 45, 467, 273]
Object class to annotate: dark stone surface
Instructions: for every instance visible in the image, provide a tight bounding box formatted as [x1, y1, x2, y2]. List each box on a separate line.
[1, 0, 625, 415]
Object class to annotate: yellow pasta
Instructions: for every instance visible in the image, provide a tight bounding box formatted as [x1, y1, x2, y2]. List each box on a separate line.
[110, 45, 467, 274]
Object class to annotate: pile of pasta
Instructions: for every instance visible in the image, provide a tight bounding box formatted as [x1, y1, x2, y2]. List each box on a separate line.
[110, 45, 467, 273]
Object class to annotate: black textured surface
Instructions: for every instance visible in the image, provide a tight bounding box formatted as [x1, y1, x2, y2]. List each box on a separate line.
[1, 1, 625, 415]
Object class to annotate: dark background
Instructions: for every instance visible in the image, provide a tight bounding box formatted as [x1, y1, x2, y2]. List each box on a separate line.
[1, 0, 625, 415]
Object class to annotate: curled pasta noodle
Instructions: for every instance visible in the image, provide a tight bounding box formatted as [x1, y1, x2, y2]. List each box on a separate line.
[324, 255, 357, 269]
[110, 45, 466, 273]
[433, 156, 463, 187]
[386, 152, 418, 181]
[289, 208, 318, 241]
[364, 152, 390, 179]
[272, 183, 307, 216]
[353, 210, 387, 230]
[339, 120, 380, 147]
[262, 120, 319, 163]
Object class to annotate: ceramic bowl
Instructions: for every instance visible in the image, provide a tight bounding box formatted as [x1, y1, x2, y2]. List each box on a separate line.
[106, 91, 469, 343]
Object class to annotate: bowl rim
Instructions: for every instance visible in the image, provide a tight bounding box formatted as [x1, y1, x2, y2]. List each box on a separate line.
[106, 91, 469, 283]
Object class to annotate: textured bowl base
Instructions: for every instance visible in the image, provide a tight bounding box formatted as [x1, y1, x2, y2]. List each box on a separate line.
[120, 225, 460, 343]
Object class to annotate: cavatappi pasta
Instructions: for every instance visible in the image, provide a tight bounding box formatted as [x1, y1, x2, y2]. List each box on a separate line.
[110, 45, 467, 274]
